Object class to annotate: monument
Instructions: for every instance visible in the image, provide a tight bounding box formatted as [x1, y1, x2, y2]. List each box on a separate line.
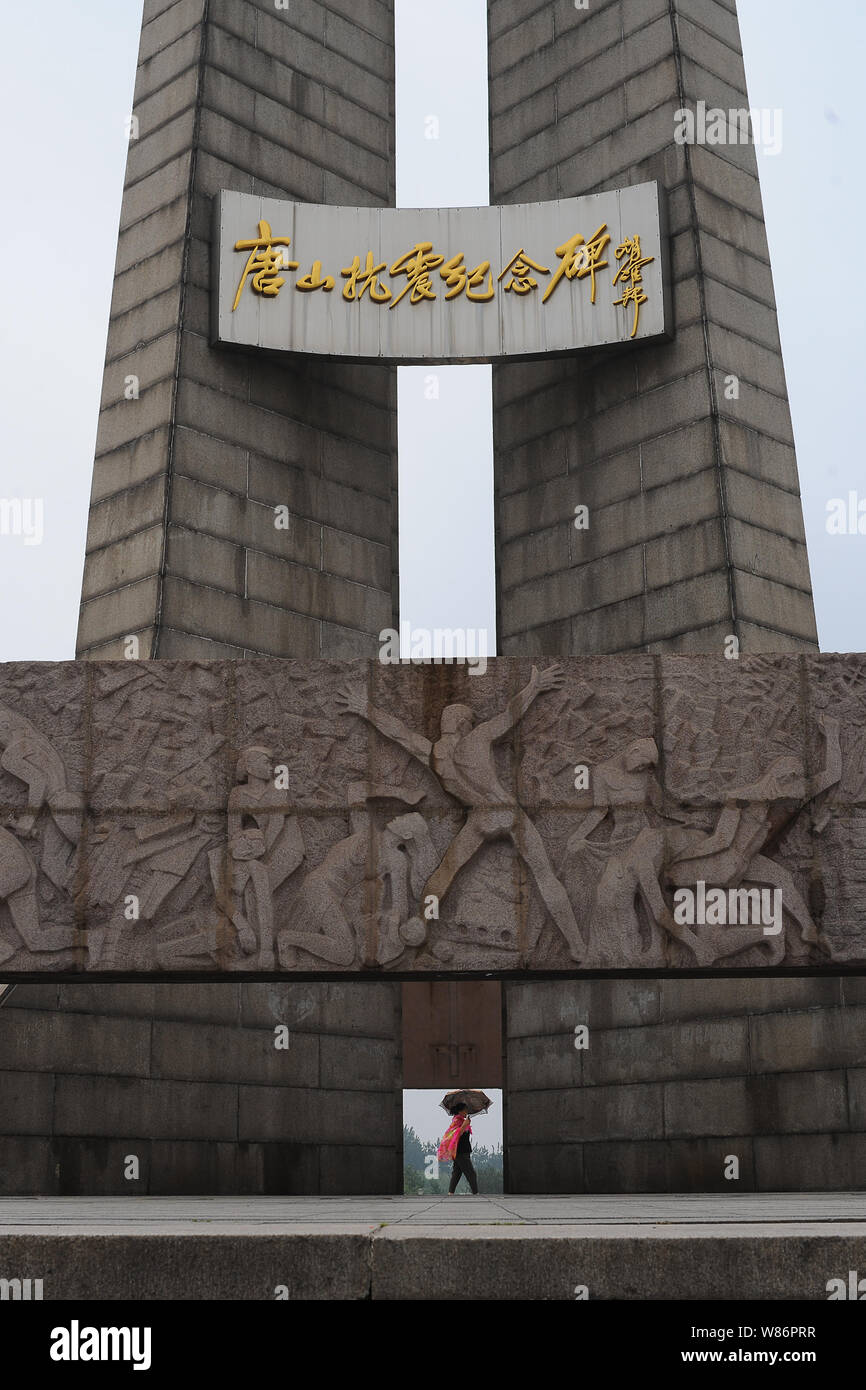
[0, 654, 862, 977]
[1, 0, 862, 1198]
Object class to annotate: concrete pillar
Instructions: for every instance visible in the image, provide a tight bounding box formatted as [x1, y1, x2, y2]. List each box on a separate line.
[489, 0, 818, 655]
[489, 0, 850, 1191]
[0, 0, 403, 1196]
[77, 0, 399, 660]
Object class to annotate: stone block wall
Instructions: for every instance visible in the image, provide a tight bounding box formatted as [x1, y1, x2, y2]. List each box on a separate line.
[0, 982, 401, 1194]
[490, 1, 852, 1191]
[4, 0, 846, 1200]
[489, 0, 818, 654]
[6, 0, 407, 1198]
[77, 0, 398, 660]
[505, 979, 866, 1191]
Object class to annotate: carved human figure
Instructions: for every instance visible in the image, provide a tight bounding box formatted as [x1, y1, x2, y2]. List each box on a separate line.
[336, 664, 585, 961]
[89, 769, 251, 970]
[0, 704, 82, 890]
[0, 704, 84, 960]
[212, 827, 276, 969]
[562, 739, 720, 967]
[0, 824, 79, 960]
[561, 714, 842, 968]
[277, 810, 437, 968]
[206, 746, 304, 966]
[227, 746, 305, 890]
[372, 811, 440, 965]
[664, 712, 842, 953]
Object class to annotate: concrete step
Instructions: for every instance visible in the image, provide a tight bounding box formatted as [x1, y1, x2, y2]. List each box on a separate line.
[2, 1195, 865, 1299]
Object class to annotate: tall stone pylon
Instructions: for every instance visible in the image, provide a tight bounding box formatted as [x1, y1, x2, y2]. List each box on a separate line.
[77, 0, 398, 660]
[489, 0, 819, 656]
[486, 0, 848, 1196]
[0, 0, 404, 1199]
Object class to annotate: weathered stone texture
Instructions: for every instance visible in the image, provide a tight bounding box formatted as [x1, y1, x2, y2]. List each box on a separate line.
[77, 0, 398, 660]
[505, 976, 866, 1192]
[0, 981, 401, 1195]
[489, 0, 817, 654]
[0, 655, 863, 978]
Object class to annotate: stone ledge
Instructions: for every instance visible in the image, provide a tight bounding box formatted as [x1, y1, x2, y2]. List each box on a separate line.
[3, 1193, 866, 1299]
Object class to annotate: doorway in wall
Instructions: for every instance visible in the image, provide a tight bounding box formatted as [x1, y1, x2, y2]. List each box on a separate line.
[401, 982, 504, 1193]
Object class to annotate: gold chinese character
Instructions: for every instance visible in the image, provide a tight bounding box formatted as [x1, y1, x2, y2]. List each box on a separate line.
[389, 242, 446, 308]
[542, 225, 611, 305]
[297, 259, 335, 292]
[439, 253, 495, 302]
[341, 251, 392, 303]
[497, 249, 550, 295]
[232, 221, 296, 311]
[612, 235, 654, 338]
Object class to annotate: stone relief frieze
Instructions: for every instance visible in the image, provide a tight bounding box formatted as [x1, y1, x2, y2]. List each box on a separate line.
[0, 656, 863, 975]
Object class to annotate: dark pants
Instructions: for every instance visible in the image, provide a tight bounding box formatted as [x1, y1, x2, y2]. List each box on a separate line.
[449, 1153, 478, 1194]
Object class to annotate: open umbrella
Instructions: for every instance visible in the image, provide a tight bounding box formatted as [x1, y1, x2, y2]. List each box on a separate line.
[439, 1089, 493, 1116]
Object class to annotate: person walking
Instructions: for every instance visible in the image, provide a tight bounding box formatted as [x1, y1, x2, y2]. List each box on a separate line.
[441, 1104, 479, 1195]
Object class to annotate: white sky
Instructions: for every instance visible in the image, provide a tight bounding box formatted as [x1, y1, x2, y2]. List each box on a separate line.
[0, 0, 863, 658]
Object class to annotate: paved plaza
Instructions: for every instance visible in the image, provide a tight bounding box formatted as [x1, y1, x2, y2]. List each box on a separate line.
[2, 1193, 865, 1300]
